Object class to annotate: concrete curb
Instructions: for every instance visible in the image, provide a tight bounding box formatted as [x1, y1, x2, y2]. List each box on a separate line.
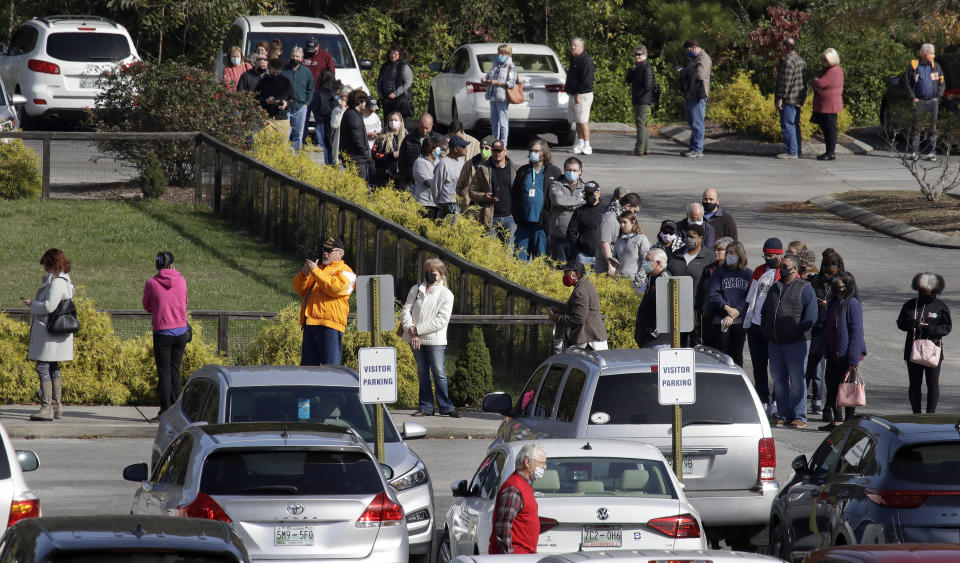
[658, 125, 873, 156]
[808, 195, 960, 249]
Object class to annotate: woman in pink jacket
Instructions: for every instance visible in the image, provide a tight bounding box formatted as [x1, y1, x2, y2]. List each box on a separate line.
[142, 251, 189, 417]
[811, 48, 844, 161]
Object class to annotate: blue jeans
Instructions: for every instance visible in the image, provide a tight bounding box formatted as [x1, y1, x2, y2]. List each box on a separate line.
[490, 100, 510, 145]
[768, 340, 810, 422]
[684, 98, 707, 152]
[911, 98, 939, 154]
[288, 105, 308, 152]
[780, 104, 802, 155]
[491, 215, 517, 248]
[549, 236, 571, 263]
[301, 324, 342, 366]
[413, 345, 454, 414]
[515, 223, 547, 261]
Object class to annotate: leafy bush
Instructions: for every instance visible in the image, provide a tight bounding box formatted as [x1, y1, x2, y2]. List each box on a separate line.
[0, 139, 41, 199]
[449, 326, 493, 407]
[87, 60, 267, 185]
[140, 153, 168, 199]
[708, 71, 852, 142]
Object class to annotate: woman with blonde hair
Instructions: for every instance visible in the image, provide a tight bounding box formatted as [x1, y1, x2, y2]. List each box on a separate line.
[811, 48, 843, 161]
[372, 111, 407, 186]
[481, 44, 518, 145]
[401, 258, 459, 417]
[222, 45, 251, 90]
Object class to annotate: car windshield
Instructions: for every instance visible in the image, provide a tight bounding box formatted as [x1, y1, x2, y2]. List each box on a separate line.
[890, 442, 960, 485]
[201, 449, 382, 495]
[53, 554, 236, 563]
[226, 385, 400, 443]
[589, 372, 761, 425]
[532, 457, 676, 498]
[476, 53, 558, 74]
[46, 33, 130, 62]
[245, 32, 356, 68]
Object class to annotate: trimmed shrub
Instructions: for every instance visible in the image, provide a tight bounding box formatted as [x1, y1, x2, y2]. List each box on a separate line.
[0, 139, 41, 199]
[140, 153, 168, 199]
[449, 326, 492, 407]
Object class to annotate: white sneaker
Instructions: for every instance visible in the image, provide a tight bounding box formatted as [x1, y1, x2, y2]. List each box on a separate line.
[582, 144, 593, 155]
[571, 144, 583, 154]
[767, 401, 778, 417]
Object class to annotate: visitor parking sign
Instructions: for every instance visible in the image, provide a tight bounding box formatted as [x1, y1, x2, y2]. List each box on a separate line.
[358, 347, 397, 404]
[657, 348, 696, 405]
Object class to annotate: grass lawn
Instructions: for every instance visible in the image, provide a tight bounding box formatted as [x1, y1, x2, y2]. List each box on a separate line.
[0, 199, 301, 311]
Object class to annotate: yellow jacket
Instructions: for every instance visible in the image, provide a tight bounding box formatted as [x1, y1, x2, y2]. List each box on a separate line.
[293, 260, 357, 332]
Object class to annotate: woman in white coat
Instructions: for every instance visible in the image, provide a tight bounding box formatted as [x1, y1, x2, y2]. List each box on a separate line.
[20, 248, 75, 422]
[401, 258, 458, 417]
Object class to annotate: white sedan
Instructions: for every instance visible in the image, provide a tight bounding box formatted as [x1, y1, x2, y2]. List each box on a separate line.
[438, 439, 708, 562]
[428, 43, 575, 145]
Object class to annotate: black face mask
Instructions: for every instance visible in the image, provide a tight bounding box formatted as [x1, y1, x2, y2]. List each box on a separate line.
[919, 291, 936, 304]
[426, 272, 440, 284]
[831, 285, 844, 297]
[702, 201, 717, 213]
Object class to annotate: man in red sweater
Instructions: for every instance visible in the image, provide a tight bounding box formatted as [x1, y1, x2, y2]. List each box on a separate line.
[489, 444, 547, 554]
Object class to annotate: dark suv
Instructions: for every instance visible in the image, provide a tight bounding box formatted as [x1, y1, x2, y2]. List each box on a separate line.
[769, 414, 960, 563]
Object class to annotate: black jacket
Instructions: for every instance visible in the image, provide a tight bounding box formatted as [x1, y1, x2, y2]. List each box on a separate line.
[237, 68, 266, 93]
[635, 270, 672, 347]
[339, 108, 370, 162]
[565, 53, 595, 94]
[706, 207, 738, 241]
[254, 74, 293, 120]
[668, 245, 712, 307]
[897, 296, 952, 361]
[398, 132, 443, 185]
[625, 61, 656, 105]
[566, 201, 605, 257]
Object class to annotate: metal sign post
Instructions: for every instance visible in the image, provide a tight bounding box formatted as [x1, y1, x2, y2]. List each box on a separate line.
[372, 278, 384, 463]
[671, 279, 683, 480]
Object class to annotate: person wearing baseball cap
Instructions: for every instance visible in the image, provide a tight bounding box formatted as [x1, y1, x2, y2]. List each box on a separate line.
[547, 261, 607, 352]
[466, 139, 518, 243]
[457, 134, 496, 211]
[293, 235, 357, 366]
[435, 135, 470, 219]
[566, 180, 604, 271]
[743, 237, 784, 414]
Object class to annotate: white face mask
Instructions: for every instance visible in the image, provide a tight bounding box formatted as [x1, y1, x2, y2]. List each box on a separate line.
[690, 219, 704, 226]
[660, 233, 676, 243]
[389, 120, 402, 131]
[725, 253, 738, 266]
[533, 465, 545, 480]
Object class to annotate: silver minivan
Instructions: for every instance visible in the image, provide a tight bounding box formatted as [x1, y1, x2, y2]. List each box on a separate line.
[482, 347, 778, 551]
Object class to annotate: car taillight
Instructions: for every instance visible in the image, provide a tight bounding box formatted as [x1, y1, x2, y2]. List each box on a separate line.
[466, 81, 488, 93]
[356, 491, 404, 527]
[539, 516, 559, 533]
[27, 59, 60, 75]
[864, 489, 960, 508]
[545, 84, 565, 93]
[945, 88, 960, 99]
[647, 514, 701, 538]
[176, 492, 231, 521]
[8, 499, 39, 527]
[77, 27, 95, 31]
[758, 437, 776, 481]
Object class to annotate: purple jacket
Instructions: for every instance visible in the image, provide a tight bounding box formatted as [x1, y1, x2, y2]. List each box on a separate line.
[143, 268, 188, 331]
[821, 297, 866, 366]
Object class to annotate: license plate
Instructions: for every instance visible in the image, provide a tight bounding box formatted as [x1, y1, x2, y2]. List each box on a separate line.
[668, 457, 695, 474]
[80, 77, 98, 88]
[582, 526, 622, 548]
[274, 526, 315, 546]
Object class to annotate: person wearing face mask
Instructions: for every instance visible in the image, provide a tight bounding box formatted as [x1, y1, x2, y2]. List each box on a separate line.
[371, 111, 407, 187]
[634, 248, 671, 348]
[676, 202, 716, 253]
[412, 138, 441, 218]
[255, 58, 294, 143]
[760, 253, 818, 428]
[482, 44, 518, 146]
[668, 223, 711, 345]
[547, 262, 607, 351]
[743, 238, 784, 413]
[547, 157, 586, 262]
[706, 240, 752, 366]
[457, 133, 495, 213]
[401, 258, 458, 417]
[805, 249, 846, 415]
[435, 135, 470, 219]
[490, 443, 547, 554]
[467, 139, 518, 243]
[701, 188, 737, 241]
[611, 211, 650, 293]
[399, 113, 444, 188]
[306, 69, 336, 158]
[818, 271, 866, 430]
[222, 45, 252, 90]
[897, 272, 952, 414]
[677, 39, 711, 157]
[512, 138, 560, 260]
[237, 55, 268, 93]
[566, 182, 605, 270]
[328, 85, 351, 166]
[652, 220, 684, 254]
[282, 46, 315, 153]
[339, 89, 373, 183]
[361, 97, 382, 152]
[293, 236, 357, 366]
[599, 192, 643, 275]
[700, 236, 733, 348]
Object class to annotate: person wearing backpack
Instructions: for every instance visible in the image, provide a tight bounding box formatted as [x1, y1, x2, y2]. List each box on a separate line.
[625, 45, 657, 156]
[22, 248, 75, 422]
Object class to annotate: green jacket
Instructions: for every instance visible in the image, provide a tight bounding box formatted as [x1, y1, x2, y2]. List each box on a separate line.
[282, 65, 315, 112]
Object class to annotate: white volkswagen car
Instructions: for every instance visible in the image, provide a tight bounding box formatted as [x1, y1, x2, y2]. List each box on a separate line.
[0, 422, 40, 528]
[439, 439, 707, 562]
[428, 43, 574, 145]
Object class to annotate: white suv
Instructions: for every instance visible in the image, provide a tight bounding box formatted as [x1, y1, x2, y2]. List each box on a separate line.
[0, 15, 139, 128]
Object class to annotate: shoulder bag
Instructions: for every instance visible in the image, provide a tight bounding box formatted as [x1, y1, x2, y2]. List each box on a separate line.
[46, 277, 80, 335]
[836, 367, 866, 408]
[909, 301, 942, 368]
[505, 63, 524, 104]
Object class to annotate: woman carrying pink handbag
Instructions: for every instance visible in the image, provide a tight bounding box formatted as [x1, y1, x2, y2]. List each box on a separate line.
[897, 272, 952, 414]
[818, 272, 866, 431]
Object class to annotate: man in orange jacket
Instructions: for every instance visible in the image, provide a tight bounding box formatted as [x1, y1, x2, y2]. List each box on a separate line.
[293, 236, 357, 365]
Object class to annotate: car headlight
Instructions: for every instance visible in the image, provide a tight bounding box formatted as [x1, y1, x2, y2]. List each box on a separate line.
[390, 460, 429, 491]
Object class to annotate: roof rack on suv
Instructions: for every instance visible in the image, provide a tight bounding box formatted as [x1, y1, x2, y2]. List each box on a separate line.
[858, 415, 900, 435]
[566, 347, 606, 367]
[37, 15, 119, 27]
[693, 345, 736, 368]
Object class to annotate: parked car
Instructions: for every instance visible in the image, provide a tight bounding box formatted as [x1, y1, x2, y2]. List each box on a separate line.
[804, 543, 960, 563]
[439, 438, 707, 562]
[215, 16, 371, 92]
[428, 43, 575, 144]
[451, 549, 785, 563]
[0, 15, 140, 129]
[0, 422, 40, 528]
[481, 347, 778, 551]
[124, 422, 408, 562]
[151, 364, 433, 561]
[770, 414, 960, 563]
[0, 515, 250, 562]
[879, 52, 960, 140]
[0, 72, 26, 132]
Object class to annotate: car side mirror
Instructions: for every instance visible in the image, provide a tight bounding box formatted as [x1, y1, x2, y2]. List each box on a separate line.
[380, 463, 394, 481]
[358, 59, 373, 71]
[123, 463, 148, 482]
[15, 450, 38, 472]
[428, 62, 442, 73]
[791, 454, 809, 475]
[482, 392, 512, 416]
[451, 479, 469, 497]
[402, 421, 427, 440]
[11, 94, 26, 106]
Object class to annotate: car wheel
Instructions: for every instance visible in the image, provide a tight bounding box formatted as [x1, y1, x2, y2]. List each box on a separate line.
[557, 127, 576, 146]
[768, 520, 791, 562]
[436, 530, 452, 563]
